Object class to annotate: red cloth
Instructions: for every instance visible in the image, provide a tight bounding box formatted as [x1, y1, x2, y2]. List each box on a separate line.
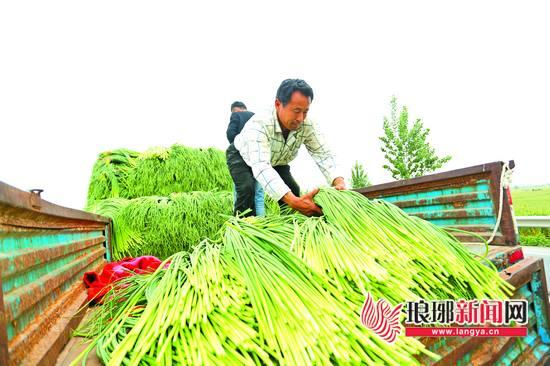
[83, 256, 163, 303]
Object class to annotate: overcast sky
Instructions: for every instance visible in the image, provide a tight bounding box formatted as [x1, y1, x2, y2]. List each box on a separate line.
[1, 1, 549, 210]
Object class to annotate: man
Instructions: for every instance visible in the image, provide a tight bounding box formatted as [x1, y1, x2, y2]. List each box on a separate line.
[227, 79, 346, 217]
[230, 101, 246, 113]
[226, 101, 266, 216]
[226, 101, 255, 143]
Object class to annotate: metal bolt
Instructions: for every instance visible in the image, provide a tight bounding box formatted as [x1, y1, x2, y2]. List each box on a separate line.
[30, 189, 44, 197]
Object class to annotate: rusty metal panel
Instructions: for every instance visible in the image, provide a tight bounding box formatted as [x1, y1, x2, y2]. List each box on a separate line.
[0, 275, 9, 365]
[355, 161, 518, 245]
[0, 181, 110, 365]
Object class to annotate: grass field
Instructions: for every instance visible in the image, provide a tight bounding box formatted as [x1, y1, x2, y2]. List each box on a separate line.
[512, 185, 550, 246]
[512, 185, 550, 216]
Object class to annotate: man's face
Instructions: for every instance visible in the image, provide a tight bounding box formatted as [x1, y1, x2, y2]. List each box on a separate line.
[231, 107, 246, 113]
[275, 91, 311, 131]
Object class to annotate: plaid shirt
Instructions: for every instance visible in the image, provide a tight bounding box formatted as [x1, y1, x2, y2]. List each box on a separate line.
[234, 109, 342, 201]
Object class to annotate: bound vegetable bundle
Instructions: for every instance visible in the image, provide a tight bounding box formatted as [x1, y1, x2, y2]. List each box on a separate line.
[86, 149, 139, 205]
[87, 192, 281, 260]
[86, 144, 233, 205]
[87, 191, 234, 260]
[75, 189, 512, 365]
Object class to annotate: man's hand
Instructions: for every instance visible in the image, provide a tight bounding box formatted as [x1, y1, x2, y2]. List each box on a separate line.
[282, 188, 323, 216]
[332, 177, 346, 190]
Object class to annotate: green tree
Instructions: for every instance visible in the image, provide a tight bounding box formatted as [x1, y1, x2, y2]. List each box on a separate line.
[350, 161, 371, 189]
[379, 96, 451, 180]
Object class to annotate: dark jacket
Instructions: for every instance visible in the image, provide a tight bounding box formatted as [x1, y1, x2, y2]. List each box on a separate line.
[226, 111, 255, 144]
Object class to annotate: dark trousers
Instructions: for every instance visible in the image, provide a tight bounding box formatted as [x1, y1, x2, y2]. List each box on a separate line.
[226, 144, 300, 216]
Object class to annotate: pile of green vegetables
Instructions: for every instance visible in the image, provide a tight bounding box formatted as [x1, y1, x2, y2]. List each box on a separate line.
[88, 192, 280, 259]
[87, 192, 234, 259]
[86, 144, 261, 259]
[86, 149, 140, 205]
[86, 145, 232, 205]
[74, 189, 512, 365]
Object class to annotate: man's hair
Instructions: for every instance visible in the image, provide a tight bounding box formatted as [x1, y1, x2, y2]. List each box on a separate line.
[231, 101, 247, 111]
[276, 79, 314, 106]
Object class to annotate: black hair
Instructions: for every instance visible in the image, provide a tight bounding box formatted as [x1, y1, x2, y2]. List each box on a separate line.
[230, 101, 247, 111]
[275, 79, 314, 106]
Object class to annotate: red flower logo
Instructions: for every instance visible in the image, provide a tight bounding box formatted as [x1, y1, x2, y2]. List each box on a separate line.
[360, 293, 403, 344]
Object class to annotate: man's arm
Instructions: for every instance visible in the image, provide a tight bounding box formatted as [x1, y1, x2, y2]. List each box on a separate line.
[303, 121, 346, 190]
[234, 120, 323, 216]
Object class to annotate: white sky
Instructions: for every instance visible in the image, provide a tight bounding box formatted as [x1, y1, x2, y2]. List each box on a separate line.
[1, 1, 549, 210]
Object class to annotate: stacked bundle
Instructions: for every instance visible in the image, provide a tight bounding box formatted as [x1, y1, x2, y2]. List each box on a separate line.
[86, 145, 232, 205]
[86, 149, 139, 205]
[86, 144, 280, 259]
[88, 192, 234, 259]
[123, 145, 233, 199]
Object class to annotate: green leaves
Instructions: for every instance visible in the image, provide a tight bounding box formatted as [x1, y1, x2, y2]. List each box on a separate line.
[350, 161, 371, 189]
[380, 96, 452, 180]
